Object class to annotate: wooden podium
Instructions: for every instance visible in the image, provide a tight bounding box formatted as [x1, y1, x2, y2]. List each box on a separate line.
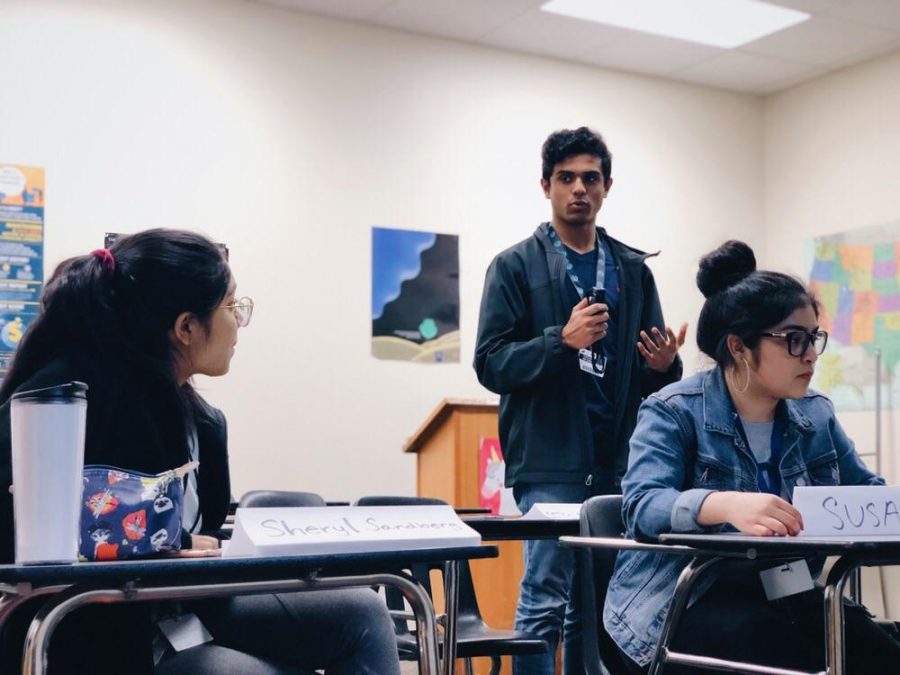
[405, 398, 522, 675]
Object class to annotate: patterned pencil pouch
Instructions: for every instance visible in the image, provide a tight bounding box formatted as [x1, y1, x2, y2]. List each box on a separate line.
[79, 462, 196, 561]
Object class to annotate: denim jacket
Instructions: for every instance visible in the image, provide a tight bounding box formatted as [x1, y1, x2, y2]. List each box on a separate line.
[603, 367, 883, 666]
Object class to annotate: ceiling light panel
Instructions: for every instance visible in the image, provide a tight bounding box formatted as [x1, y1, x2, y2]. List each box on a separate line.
[540, 0, 810, 49]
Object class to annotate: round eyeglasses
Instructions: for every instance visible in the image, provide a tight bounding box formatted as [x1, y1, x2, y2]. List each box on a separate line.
[757, 330, 828, 357]
[221, 296, 254, 327]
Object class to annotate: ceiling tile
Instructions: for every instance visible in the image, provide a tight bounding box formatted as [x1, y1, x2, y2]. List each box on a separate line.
[674, 50, 824, 94]
[580, 30, 724, 77]
[774, 0, 900, 31]
[753, 68, 825, 95]
[253, 0, 900, 95]
[255, 0, 394, 20]
[769, 0, 844, 14]
[478, 8, 625, 62]
[367, 0, 540, 42]
[741, 13, 897, 66]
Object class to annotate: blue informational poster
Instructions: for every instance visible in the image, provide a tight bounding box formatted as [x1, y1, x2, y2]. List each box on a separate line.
[371, 226, 459, 363]
[0, 164, 44, 377]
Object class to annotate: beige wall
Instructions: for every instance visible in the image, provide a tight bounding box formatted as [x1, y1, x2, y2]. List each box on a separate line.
[765, 50, 900, 483]
[765, 49, 900, 617]
[0, 0, 764, 501]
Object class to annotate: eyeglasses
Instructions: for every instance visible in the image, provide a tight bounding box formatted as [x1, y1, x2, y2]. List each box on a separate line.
[221, 296, 254, 327]
[757, 330, 828, 357]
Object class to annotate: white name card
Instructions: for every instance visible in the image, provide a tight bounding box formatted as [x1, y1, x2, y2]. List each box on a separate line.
[223, 505, 481, 557]
[520, 503, 581, 521]
[794, 486, 900, 537]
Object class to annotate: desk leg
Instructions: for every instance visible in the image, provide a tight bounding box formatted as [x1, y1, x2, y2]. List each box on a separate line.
[823, 556, 857, 675]
[648, 556, 724, 675]
[0, 585, 66, 628]
[21, 573, 442, 675]
[442, 560, 459, 675]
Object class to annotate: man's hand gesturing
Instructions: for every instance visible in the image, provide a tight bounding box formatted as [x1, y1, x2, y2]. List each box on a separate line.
[638, 323, 688, 372]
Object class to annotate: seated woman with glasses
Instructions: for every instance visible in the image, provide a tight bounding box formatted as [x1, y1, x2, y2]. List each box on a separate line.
[0, 229, 400, 675]
[604, 240, 900, 674]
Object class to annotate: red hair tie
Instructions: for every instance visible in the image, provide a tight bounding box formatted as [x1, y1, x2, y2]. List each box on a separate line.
[91, 248, 116, 272]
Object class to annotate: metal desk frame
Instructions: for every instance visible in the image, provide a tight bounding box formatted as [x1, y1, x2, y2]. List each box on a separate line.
[561, 534, 900, 675]
[0, 545, 496, 675]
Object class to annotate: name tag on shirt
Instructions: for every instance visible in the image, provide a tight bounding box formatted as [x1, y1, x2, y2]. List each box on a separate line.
[578, 348, 606, 378]
[759, 559, 814, 601]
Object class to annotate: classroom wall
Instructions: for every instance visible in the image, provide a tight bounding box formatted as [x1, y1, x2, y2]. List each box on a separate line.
[765, 49, 900, 617]
[0, 0, 764, 502]
[765, 50, 900, 483]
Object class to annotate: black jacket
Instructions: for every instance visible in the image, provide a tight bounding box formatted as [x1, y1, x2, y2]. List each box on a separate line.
[0, 357, 231, 674]
[474, 223, 682, 488]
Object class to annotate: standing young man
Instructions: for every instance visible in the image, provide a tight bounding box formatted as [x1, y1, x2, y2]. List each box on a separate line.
[474, 127, 686, 674]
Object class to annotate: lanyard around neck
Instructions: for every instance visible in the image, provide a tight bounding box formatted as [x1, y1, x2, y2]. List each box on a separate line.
[736, 418, 784, 496]
[548, 224, 606, 298]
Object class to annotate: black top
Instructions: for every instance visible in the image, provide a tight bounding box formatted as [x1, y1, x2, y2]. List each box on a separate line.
[563, 237, 622, 463]
[0, 356, 232, 564]
[0, 356, 231, 674]
[10, 380, 88, 402]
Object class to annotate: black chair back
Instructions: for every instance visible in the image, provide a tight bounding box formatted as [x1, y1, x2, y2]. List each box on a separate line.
[579, 495, 629, 675]
[356, 495, 445, 507]
[354, 494, 547, 672]
[356, 497, 488, 626]
[238, 490, 326, 508]
[355, 495, 447, 606]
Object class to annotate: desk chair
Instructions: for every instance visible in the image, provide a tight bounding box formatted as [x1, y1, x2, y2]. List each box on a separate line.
[221, 490, 329, 674]
[355, 496, 548, 675]
[579, 495, 632, 675]
[159, 492, 327, 673]
[237, 490, 327, 508]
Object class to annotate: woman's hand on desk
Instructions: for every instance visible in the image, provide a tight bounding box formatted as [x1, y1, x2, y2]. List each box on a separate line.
[190, 534, 221, 550]
[698, 492, 804, 537]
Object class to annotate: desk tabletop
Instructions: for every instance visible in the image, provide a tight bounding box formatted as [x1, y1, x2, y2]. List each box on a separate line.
[0, 545, 498, 588]
[660, 533, 900, 557]
[463, 516, 579, 541]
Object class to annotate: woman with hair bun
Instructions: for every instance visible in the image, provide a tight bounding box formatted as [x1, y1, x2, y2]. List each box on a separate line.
[603, 240, 900, 673]
[0, 229, 400, 675]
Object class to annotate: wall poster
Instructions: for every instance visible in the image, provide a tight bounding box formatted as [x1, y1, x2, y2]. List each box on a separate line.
[371, 226, 459, 363]
[807, 222, 900, 410]
[478, 437, 518, 516]
[0, 164, 44, 378]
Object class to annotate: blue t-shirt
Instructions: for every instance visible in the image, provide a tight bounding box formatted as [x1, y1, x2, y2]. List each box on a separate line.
[564, 236, 620, 464]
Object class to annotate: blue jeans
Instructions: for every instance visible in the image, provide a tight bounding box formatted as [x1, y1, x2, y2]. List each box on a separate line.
[513, 482, 589, 675]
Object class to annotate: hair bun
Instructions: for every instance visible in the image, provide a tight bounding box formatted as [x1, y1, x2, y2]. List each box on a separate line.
[696, 240, 756, 298]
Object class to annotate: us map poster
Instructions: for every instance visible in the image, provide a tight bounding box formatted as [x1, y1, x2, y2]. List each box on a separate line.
[371, 226, 459, 363]
[0, 165, 44, 378]
[807, 222, 900, 410]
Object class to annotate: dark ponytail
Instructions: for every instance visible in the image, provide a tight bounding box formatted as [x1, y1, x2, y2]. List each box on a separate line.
[0, 229, 230, 401]
[696, 240, 818, 368]
[0, 252, 116, 400]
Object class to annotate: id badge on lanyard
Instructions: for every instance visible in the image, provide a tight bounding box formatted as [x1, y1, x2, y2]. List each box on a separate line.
[578, 347, 607, 378]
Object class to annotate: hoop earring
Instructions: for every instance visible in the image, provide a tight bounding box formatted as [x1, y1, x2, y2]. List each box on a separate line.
[731, 357, 751, 394]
